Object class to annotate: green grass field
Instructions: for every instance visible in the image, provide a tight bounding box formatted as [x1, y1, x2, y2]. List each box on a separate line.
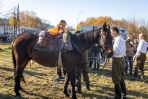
[0, 44, 148, 99]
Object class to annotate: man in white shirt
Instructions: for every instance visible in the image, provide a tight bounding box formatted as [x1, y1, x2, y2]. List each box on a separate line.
[133, 33, 147, 80]
[111, 27, 126, 99]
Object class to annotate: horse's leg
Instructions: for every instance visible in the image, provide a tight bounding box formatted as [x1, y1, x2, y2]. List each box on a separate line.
[63, 73, 70, 96]
[14, 63, 24, 96]
[12, 47, 21, 96]
[63, 69, 67, 76]
[20, 58, 31, 84]
[76, 65, 82, 93]
[14, 57, 30, 96]
[70, 67, 77, 99]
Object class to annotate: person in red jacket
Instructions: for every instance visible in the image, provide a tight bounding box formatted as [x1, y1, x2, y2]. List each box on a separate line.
[48, 20, 66, 36]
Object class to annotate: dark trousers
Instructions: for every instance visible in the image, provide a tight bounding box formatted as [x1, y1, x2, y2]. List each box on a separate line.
[134, 53, 146, 77]
[112, 57, 126, 98]
[89, 52, 99, 69]
[112, 58, 125, 84]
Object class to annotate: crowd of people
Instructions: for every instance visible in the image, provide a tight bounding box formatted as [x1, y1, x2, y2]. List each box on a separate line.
[124, 32, 147, 81]
[0, 34, 8, 42]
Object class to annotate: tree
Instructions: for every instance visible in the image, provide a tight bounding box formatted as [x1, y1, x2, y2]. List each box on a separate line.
[78, 16, 148, 39]
[138, 26, 147, 33]
[9, 10, 42, 28]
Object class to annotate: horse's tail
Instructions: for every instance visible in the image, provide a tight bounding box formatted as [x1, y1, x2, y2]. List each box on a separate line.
[11, 41, 26, 84]
[11, 43, 16, 71]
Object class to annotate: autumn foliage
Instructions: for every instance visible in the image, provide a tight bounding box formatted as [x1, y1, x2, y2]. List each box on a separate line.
[79, 16, 148, 39]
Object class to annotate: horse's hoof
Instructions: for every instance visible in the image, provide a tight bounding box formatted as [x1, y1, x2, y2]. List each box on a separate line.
[65, 93, 70, 97]
[15, 93, 21, 97]
[63, 91, 69, 97]
[86, 86, 91, 90]
[19, 86, 22, 90]
[72, 95, 77, 99]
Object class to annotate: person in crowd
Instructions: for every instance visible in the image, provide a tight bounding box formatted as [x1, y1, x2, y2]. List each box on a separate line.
[133, 39, 139, 54]
[88, 43, 99, 70]
[124, 33, 135, 79]
[48, 20, 67, 80]
[133, 33, 148, 80]
[48, 20, 66, 36]
[111, 27, 126, 99]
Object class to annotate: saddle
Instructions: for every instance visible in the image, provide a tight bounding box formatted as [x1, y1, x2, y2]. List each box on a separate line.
[35, 31, 73, 52]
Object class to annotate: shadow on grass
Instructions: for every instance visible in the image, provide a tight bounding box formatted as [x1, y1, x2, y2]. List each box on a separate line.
[0, 48, 4, 52]
[0, 91, 47, 99]
[21, 89, 48, 99]
[89, 85, 148, 99]
[81, 92, 113, 99]
[89, 68, 148, 84]
[0, 66, 48, 78]
[0, 47, 11, 52]
[0, 93, 26, 99]
[124, 74, 148, 84]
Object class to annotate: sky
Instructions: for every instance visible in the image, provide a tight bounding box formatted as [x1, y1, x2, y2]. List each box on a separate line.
[0, 0, 148, 27]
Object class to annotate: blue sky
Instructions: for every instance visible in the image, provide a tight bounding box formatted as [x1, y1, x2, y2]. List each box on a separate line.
[0, 0, 148, 27]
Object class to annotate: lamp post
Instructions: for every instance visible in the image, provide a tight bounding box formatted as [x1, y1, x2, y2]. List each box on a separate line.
[76, 11, 83, 30]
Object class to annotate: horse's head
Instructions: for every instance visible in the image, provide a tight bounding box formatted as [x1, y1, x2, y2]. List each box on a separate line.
[98, 22, 113, 58]
[75, 25, 113, 58]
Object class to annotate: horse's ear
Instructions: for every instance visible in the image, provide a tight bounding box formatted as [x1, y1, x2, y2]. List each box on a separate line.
[102, 22, 107, 31]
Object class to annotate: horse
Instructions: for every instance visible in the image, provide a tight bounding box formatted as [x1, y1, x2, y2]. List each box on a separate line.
[11, 23, 113, 99]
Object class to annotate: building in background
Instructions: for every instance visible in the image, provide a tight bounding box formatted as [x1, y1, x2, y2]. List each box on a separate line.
[119, 27, 128, 39]
[80, 25, 101, 32]
[0, 26, 39, 42]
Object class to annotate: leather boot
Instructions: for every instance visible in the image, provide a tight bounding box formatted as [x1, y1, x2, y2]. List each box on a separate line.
[86, 83, 90, 90]
[114, 84, 122, 99]
[120, 81, 126, 99]
[140, 70, 144, 80]
[134, 67, 138, 80]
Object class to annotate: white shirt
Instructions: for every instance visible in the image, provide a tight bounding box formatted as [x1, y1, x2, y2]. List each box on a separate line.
[113, 36, 126, 58]
[136, 39, 147, 55]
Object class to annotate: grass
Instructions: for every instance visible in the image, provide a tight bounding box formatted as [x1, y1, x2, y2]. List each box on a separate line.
[0, 44, 148, 99]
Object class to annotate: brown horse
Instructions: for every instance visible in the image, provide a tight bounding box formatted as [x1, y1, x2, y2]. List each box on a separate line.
[11, 23, 113, 99]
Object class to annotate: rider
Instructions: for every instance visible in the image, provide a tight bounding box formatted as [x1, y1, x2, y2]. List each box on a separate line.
[48, 20, 66, 36]
[48, 20, 67, 80]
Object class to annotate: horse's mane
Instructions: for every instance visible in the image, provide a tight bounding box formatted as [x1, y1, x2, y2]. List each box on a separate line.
[69, 29, 100, 52]
[77, 29, 100, 44]
[68, 33, 83, 53]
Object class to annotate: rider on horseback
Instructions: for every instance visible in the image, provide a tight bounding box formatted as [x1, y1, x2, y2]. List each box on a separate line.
[48, 20, 66, 36]
[48, 20, 67, 80]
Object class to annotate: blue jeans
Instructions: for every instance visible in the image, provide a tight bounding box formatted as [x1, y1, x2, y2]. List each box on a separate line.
[89, 52, 98, 69]
[124, 56, 133, 75]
